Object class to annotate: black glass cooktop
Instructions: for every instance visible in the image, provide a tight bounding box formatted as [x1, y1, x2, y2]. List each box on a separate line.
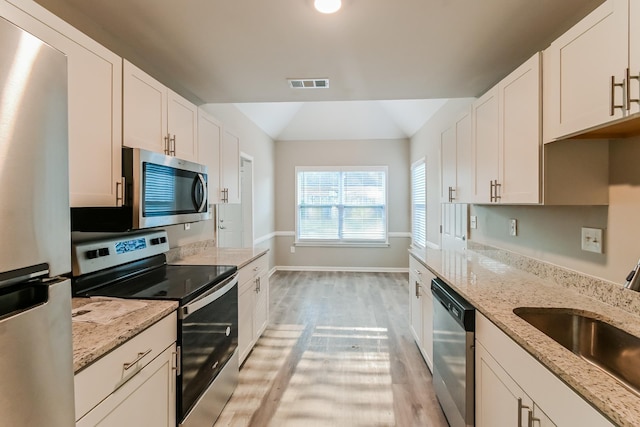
[72, 255, 236, 305]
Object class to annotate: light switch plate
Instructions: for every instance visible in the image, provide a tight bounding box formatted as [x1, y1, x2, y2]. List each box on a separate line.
[509, 219, 517, 237]
[470, 216, 477, 229]
[581, 227, 603, 253]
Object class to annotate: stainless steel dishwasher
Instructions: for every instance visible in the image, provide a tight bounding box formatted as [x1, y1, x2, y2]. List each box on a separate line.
[431, 277, 475, 427]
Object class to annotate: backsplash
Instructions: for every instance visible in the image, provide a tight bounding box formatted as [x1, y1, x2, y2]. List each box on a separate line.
[467, 241, 640, 318]
[166, 239, 216, 263]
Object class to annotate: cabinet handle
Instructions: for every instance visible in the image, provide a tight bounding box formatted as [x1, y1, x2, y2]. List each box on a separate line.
[415, 281, 421, 298]
[164, 134, 171, 155]
[172, 346, 181, 376]
[528, 410, 541, 427]
[490, 180, 494, 202]
[494, 180, 501, 202]
[170, 134, 176, 156]
[448, 186, 456, 202]
[116, 177, 125, 206]
[255, 277, 261, 293]
[611, 75, 626, 116]
[123, 348, 152, 371]
[517, 398, 532, 427]
[626, 68, 639, 110]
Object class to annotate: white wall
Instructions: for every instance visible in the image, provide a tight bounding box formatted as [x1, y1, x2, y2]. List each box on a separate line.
[410, 98, 476, 247]
[274, 138, 410, 270]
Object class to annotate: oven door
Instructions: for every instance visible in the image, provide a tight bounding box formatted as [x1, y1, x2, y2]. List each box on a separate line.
[178, 273, 238, 422]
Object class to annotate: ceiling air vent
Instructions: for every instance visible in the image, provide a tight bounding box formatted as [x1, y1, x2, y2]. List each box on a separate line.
[288, 78, 330, 89]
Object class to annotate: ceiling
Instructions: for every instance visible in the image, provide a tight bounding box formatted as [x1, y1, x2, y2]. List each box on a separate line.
[34, 0, 605, 139]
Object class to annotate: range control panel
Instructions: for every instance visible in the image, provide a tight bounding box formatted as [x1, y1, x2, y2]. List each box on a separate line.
[71, 230, 170, 276]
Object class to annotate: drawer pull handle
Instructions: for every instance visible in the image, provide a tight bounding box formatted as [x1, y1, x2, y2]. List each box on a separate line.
[123, 349, 152, 371]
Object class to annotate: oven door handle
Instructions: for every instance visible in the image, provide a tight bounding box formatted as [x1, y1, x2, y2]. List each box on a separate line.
[179, 273, 238, 319]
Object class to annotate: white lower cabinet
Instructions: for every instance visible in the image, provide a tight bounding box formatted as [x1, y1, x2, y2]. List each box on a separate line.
[237, 254, 269, 364]
[409, 255, 435, 371]
[475, 312, 614, 427]
[74, 313, 177, 427]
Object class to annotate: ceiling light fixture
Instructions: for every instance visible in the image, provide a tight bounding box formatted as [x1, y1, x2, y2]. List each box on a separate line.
[314, 0, 341, 14]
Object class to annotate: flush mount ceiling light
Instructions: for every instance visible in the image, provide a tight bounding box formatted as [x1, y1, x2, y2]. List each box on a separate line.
[314, 0, 341, 14]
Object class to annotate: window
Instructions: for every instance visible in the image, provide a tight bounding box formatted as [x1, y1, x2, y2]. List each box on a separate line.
[296, 166, 388, 245]
[411, 159, 426, 248]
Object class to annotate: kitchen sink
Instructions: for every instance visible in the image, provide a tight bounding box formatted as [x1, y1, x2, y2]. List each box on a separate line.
[513, 307, 640, 395]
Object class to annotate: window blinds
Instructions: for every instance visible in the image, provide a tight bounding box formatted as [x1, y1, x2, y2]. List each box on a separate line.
[411, 161, 426, 248]
[297, 168, 387, 242]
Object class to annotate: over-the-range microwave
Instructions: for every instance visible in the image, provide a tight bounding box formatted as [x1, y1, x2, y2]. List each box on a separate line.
[71, 147, 211, 232]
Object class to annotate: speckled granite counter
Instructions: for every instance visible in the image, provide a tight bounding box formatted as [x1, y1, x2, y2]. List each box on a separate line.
[409, 246, 640, 427]
[72, 298, 177, 373]
[170, 247, 269, 269]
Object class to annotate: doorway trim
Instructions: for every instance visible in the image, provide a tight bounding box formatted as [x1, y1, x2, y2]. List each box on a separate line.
[240, 152, 254, 247]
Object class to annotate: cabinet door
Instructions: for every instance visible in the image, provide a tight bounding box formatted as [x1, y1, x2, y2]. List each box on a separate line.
[441, 126, 457, 203]
[221, 129, 241, 203]
[499, 52, 541, 204]
[168, 90, 198, 162]
[408, 269, 423, 348]
[544, 0, 629, 140]
[254, 273, 269, 339]
[76, 345, 176, 427]
[198, 110, 222, 204]
[476, 341, 531, 427]
[455, 109, 473, 203]
[420, 269, 435, 372]
[472, 87, 500, 203]
[629, 0, 640, 116]
[238, 280, 255, 365]
[123, 60, 168, 154]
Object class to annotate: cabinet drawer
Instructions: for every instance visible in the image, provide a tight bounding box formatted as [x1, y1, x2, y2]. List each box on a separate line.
[74, 312, 177, 420]
[238, 254, 268, 287]
[409, 256, 429, 282]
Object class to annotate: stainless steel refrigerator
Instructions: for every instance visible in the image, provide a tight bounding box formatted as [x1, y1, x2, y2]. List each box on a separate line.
[0, 15, 75, 426]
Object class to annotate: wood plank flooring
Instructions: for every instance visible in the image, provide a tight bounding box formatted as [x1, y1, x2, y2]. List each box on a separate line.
[215, 271, 448, 427]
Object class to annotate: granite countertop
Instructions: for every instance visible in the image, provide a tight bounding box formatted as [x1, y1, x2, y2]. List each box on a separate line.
[72, 298, 177, 373]
[171, 247, 269, 269]
[409, 246, 640, 427]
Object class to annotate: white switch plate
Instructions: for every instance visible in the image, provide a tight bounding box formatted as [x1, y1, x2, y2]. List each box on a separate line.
[290, 246, 296, 253]
[509, 219, 517, 237]
[581, 227, 603, 253]
[470, 216, 477, 229]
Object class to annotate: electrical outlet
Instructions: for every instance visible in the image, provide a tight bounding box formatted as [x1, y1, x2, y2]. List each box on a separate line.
[184, 223, 191, 231]
[509, 219, 517, 237]
[581, 227, 603, 253]
[470, 216, 477, 229]
[290, 246, 296, 253]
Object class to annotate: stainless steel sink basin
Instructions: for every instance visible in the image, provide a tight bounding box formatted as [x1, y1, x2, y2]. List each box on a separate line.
[513, 307, 640, 395]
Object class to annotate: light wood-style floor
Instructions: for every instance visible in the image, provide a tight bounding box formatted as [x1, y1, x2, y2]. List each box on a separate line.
[215, 271, 448, 427]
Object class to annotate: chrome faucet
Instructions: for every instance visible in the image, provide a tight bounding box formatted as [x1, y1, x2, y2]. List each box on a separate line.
[624, 259, 640, 291]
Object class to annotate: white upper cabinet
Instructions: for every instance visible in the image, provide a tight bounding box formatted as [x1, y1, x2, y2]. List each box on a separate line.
[123, 60, 198, 162]
[499, 53, 541, 203]
[221, 129, 241, 204]
[441, 108, 473, 203]
[123, 60, 167, 154]
[167, 90, 198, 161]
[472, 87, 500, 203]
[197, 109, 223, 205]
[473, 52, 541, 204]
[544, 0, 631, 141]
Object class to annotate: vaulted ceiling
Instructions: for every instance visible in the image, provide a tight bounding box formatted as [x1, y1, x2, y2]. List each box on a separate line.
[34, 0, 605, 139]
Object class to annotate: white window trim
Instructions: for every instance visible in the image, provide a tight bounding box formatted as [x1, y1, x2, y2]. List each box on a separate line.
[294, 165, 389, 247]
